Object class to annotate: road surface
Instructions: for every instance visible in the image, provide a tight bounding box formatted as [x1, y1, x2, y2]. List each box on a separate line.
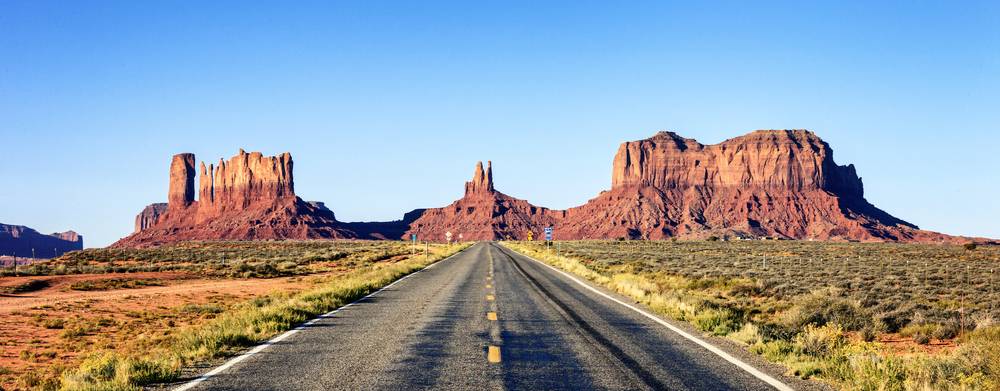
[177, 242, 793, 390]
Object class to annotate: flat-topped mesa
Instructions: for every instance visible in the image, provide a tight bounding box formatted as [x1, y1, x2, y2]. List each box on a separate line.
[611, 130, 864, 198]
[464, 161, 495, 196]
[167, 153, 196, 210]
[199, 149, 295, 211]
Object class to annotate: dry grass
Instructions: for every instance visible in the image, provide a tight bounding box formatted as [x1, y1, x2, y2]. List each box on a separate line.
[0, 241, 468, 390]
[504, 240, 1000, 390]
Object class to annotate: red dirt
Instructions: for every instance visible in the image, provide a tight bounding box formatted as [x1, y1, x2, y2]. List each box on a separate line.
[0, 272, 317, 388]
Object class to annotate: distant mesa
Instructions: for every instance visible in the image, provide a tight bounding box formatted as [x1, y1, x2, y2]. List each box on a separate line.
[114, 130, 968, 247]
[0, 223, 83, 258]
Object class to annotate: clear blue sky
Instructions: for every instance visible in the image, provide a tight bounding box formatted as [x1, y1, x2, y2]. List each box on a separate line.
[2, 1, 997, 247]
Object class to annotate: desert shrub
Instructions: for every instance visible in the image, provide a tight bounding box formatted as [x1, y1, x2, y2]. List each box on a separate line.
[728, 323, 762, 345]
[2, 279, 50, 293]
[795, 324, 845, 358]
[693, 308, 742, 336]
[964, 243, 978, 251]
[844, 353, 906, 391]
[785, 291, 869, 331]
[43, 318, 66, 329]
[750, 339, 794, 362]
[61, 325, 92, 340]
[61, 352, 178, 390]
[933, 320, 960, 340]
[179, 303, 224, 315]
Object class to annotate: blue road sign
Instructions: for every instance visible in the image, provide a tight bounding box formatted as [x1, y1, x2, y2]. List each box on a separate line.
[544, 227, 553, 241]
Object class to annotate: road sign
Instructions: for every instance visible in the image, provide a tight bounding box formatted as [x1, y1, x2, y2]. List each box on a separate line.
[458, 233, 463, 241]
[526, 231, 533, 241]
[544, 227, 553, 241]
[411, 234, 417, 242]
[446, 231, 453, 243]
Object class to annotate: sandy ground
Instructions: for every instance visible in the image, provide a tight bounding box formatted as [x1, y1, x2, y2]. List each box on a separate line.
[0, 272, 317, 388]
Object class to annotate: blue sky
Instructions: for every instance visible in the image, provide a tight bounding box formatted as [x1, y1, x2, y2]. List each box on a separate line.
[1, 1, 997, 247]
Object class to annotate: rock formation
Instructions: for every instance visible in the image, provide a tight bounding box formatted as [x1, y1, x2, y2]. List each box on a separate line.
[114, 130, 966, 246]
[114, 150, 353, 247]
[558, 130, 947, 241]
[398, 161, 562, 241]
[168, 153, 196, 210]
[385, 130, 957, 242]
[135, 203, 167, 233]
[0, 223, 83, 258]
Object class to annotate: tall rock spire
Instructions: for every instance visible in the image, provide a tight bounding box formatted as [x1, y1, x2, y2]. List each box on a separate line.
[464, 161, 495, 195]
[167, 153, 196, 210]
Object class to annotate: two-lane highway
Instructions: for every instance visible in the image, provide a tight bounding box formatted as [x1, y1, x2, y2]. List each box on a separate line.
[178, 242, 792, 390]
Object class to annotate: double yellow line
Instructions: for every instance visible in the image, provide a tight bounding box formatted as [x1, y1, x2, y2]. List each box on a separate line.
[486, 253, 501, 363]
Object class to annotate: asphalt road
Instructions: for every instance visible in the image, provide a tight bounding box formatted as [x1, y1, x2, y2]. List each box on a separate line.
[178, 242, 792, 391]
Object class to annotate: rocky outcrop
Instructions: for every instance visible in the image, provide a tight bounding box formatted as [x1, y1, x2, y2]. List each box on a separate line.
[388, 130, 957, 242]
[465, 161, 494, 195]
[0, 223, 83, 258]
[399, 161, 561, 241]
[168, 153, 196, 210]
[114, 150, 353, 247]
[558, 130, 943, 241]
[114, 130, 967, 245]
[135, 203, 167, 233]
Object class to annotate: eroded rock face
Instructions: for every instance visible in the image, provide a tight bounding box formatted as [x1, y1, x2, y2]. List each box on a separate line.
[561, 130, 938, 241]
[401, 161, 561, 241]
[611, 130, 863, 195]
[116, 150, 352, 247]
[168, 154, 196, 210]
[397, 130, 956, 242]
[0, 223, 83, 258]
[135, 203, 167, 233]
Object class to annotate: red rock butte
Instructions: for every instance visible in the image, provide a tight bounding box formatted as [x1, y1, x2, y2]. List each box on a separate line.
[113, 149, 352, 248]
[114, 130, 970, 247]
[397, 130, 958, 242]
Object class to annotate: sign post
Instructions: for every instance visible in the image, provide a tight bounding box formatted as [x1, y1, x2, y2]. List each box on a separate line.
[446, 231, 453, 245]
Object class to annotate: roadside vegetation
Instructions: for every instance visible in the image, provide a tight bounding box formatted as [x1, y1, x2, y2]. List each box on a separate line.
[503, 240, 1000, 390]
[1, 240, 415, 278]
[0, 240, 468, 390]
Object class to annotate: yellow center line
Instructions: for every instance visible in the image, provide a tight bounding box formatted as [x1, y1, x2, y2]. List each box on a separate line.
[487, 346, 502, 363]
[486, 284, 492, 289]
[486, 294, 494, 301]
[487, 311, 497, 321]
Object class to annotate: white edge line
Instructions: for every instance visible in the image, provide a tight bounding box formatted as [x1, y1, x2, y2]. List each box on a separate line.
[512, 247, 795, 391]
[172, 248, 467, 391]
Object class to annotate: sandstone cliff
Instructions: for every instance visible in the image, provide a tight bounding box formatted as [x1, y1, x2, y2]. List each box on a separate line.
[558, 130, 941, 241]
[0, 223, 83, 258]
[390, 130, 955, 242]
[114, 150, 353, 247]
